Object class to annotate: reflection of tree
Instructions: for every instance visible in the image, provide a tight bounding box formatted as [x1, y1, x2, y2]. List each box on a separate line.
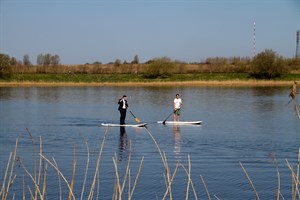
[119, 127, 128, 161]
[251, 87, 277, 97]
[173, 125, 181, 159]
[249, 87, 278, 113]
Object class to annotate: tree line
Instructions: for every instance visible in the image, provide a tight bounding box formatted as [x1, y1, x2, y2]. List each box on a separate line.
[6, 53, 61, 67]
[1, 50, 300, 79]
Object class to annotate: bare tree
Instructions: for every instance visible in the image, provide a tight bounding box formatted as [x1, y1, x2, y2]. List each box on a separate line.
[23, 54, 31, 66]
[114, 59, 121, 67]
[50, 54, 60, 66]
[132, 55, 139, 64]
[43, 54, 51, 65]
[37, 54, 44, 65]
[10, 57, 17, 65]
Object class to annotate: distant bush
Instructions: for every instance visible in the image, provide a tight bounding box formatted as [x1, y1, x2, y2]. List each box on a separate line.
[249, 49, 288, 79]
[143, 57, 176, 78]
[114, 59, 122, 67]
[286, 58, 300, 72]
[0, 54, 12, 79]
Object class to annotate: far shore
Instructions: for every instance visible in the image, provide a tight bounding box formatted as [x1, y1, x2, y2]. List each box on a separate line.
[0, 80, 298, 87]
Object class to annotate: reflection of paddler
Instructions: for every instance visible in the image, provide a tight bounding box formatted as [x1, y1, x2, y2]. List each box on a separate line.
[119, 127, 127, 161]
[173, 125, 181, 158]
[289, 81, 297, 100]
[120, 126, 126, 135]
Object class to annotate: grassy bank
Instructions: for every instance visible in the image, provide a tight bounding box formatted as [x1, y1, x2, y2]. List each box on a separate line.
[2, 73, 251, 82]
[1, 73, 300, 87]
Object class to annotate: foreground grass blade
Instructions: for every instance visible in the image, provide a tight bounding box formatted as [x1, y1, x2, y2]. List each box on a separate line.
[239, 161, 260, 200]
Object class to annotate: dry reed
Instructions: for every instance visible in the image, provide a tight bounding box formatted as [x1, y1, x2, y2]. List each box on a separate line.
[178, 162, 198, 199]
[18, 157, 44, 199]
[239, 161, 260, 200]
[87, 127, 109, 199]
[200, 175, 211, 200]
[80, 138, 90, 200]
[53, 159, 62, 200]
[68, 145, 76, 200]
[1, 139, 18, 200]
[1, 113, 299, 200]
[39, 155, 76, 199]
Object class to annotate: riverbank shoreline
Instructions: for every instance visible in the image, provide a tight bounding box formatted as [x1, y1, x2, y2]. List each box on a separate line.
[0, 80, 297, 87]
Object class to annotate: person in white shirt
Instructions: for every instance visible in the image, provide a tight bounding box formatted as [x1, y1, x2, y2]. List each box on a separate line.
[173, 94, 183, 121]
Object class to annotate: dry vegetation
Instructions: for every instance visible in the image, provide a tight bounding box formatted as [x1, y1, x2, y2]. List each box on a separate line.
[7, 54, 300, 75]
[9, 63, 250, 74]
[1, 126, 299, 199]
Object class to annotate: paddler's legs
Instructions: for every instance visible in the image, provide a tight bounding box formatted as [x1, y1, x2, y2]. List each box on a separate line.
[174, 109, 180, 121]
[120, 109, 126, 124]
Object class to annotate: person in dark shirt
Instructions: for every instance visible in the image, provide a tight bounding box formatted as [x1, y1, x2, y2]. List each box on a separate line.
[118, 95, 128, 124]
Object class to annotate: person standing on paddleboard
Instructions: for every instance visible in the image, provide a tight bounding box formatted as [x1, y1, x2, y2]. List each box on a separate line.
[174, 94, 183, 121]
[118, 95, 128, 125]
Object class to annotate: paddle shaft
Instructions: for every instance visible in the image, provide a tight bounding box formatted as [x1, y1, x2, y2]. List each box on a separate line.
[129, 111, 136, 118]
[162, 110, 176, 124]
[129, 111, 140, 122]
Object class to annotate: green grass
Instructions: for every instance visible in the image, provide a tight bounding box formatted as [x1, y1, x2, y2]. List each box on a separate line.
[2, 73, 300, 83]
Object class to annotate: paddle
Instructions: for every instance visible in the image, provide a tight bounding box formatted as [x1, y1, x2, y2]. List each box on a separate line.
[162, 110, 176, 124]
[129, 111, 141, 123]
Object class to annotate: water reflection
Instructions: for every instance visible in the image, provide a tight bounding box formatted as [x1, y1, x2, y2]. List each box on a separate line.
[1, 86, 298, 199]
[173, 125, 181, 160]
[119, 127, 128, 161]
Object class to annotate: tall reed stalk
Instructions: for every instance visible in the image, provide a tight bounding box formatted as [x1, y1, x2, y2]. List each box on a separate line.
[239, 161, 260, 200]
[1, 139, 18, 200]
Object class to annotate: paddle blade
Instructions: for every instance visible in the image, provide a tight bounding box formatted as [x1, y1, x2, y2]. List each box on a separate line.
[135, 118, 141, 123]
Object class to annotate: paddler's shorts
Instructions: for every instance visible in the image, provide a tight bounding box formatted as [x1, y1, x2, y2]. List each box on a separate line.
[174, 109, 180, 116]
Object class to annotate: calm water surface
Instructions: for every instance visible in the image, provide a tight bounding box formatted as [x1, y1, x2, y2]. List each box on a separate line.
[0, 86, 299, 200]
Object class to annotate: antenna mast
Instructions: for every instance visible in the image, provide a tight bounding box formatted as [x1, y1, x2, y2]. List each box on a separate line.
[253, 21, 256, 57]
[296, 30, 300, 58]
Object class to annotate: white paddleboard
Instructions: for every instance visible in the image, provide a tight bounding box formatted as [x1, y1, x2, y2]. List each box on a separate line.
[101, 123, 147, 127]
[157, 121, 202, 125]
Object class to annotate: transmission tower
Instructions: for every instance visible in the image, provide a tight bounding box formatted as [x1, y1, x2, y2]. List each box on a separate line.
[253, 21, 256, 57]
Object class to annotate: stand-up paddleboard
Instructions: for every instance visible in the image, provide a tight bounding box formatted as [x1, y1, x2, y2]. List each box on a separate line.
[101, 123, 147, 127]
[157, 121, 202, 125]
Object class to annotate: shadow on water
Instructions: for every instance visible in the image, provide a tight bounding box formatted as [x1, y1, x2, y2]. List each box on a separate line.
[56, 117, 101, 127]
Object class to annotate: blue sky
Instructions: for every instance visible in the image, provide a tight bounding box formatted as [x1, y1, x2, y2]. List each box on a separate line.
[1, 0, 300, 64]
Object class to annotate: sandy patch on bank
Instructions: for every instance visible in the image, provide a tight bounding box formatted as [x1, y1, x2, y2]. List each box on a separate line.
[0, 80, 297, 87]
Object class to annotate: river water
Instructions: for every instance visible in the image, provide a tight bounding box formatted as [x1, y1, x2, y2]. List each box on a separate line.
[0, 86, 299, 199]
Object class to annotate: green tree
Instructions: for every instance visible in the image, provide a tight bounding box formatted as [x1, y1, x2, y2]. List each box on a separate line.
[144, 57, 175, 78]
[250, 49, 287, 79]
[0, 54, 12, 79]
